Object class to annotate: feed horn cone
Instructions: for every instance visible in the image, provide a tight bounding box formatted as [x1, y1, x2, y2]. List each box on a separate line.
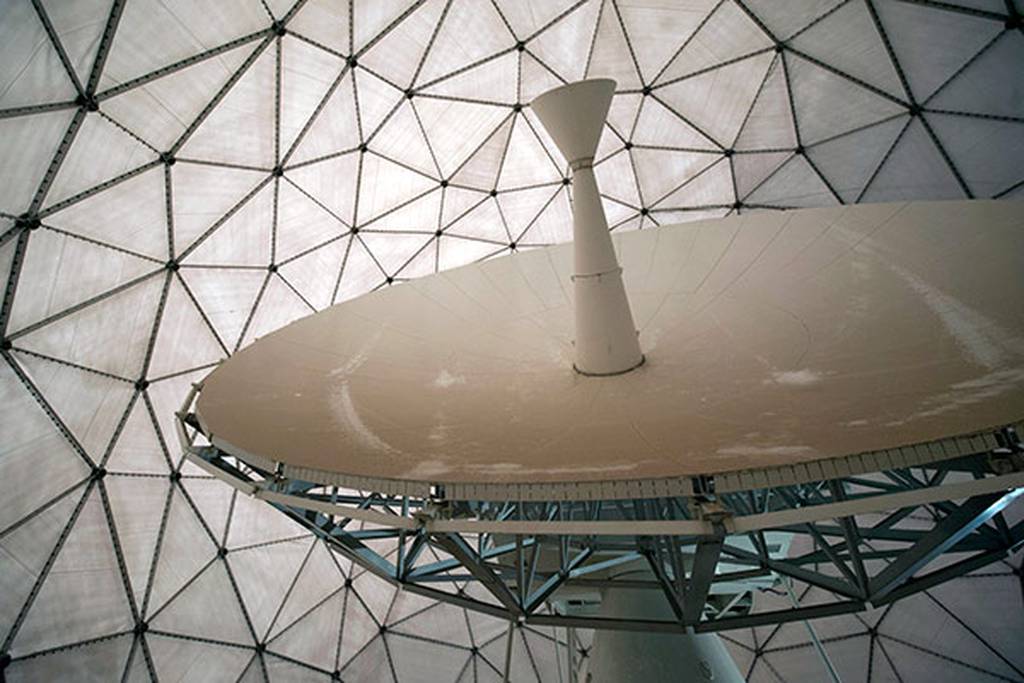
[531, 79, 644, 376]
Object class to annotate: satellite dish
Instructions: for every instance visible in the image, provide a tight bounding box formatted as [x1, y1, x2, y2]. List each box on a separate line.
[189, 82, 1024, 683]
[196, 199, 1024, 496]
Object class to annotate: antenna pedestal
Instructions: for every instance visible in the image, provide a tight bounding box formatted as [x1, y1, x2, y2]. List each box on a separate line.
[584, 589, 744, 683]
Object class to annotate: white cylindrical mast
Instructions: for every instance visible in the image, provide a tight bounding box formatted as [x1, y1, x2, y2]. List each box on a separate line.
[584, 589, 744, 683]
[531, 79, 644, 376]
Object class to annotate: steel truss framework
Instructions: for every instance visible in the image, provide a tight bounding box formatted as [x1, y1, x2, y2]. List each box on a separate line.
[179, 384, 1024, 636]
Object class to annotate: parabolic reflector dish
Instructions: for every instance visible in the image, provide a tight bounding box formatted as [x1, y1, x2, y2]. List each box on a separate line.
[196, 200, 1024, 497]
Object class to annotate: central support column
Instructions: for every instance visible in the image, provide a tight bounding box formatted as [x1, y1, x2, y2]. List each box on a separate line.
[531, 79, 644, 376]
[584, 589, 744, 683]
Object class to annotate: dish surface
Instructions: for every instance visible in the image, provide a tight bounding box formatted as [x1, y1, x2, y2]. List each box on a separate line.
[197, 201, 1024, 487]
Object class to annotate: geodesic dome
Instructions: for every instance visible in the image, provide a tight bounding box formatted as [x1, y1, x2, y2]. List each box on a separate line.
[1, 0, 1023, 681]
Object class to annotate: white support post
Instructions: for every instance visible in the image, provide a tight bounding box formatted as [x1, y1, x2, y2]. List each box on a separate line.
[588, 589, 744, 683]
[531, 79, 644, 376]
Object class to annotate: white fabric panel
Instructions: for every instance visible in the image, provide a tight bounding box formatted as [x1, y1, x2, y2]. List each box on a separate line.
[790, 0, 906, 99]
[417, 0, 513, 87]
[0, 111, 73, 214]
[517, 187, 572, 245]
[929, 30, 1024, 117]
[586, 0, 642, 90]
[494, 0, 577, 42]
[451, 116, 513, 188]
[14, 272, 163, 377]
[734, 55, 797, 150]
[147, 634, 253, 681]
[229, 538, 312, 639]
[270, 590, 345, 671]
[595, 148, 641, 207]
[278, 235, 350, 310]
[359, 232, 433, 275]
[425, 47, 520, 106]
[415, 97, 510, 179]
[146, 276, 228, 378]
[336, 236, 387, 301]
[145, 367, 209, 452]
[151, 560, 254, 645]
[338, 594, 384, 671]
[618, 0, 717, 83]
[354, 68, 401, 142]
[659, 157, 734, 207]
[733, 150, 790, 199]
[7, 227, 158, 334]
[877, 0, 1003, 102]
[497, 116, 563, 189]
[185, 183, 273, 266]
[15, 353, 134, 457]
[287, 72, 361, 165]
[12, 490, 133, 655]
[266, 655, 334, 681]
[280, 36, 345, 157]
[746, 154, 837, 207]
[99, 0, 267, 91]
[285, 0, 350, 56]
[287, 154, 360, 225]
[631, 148, 715, 206]
[357, 154, 438, 226]
[787, 51, 905, 145]
[388, 633, 470, 681]
[0, 2, 79, 108]
[46, 166, 168, 258]
[394, 601, 474, 648]
[269, 541, 344, 638]
[806, 115, 909, 204]
[105, 476, 168, 610]
[341, 636, 394, 682]
[6, 634, 132, 682]
[239, 275, 312, 347]
[746, 1, 845, 41]
[658, 51, 775, 148]
[659, 0, 772, 84]
[633, 96, 716, 150]
[519, 51, 566, 104]
[0, 491, 81, 631]
[102, 41, 262, 153]
[446, 196, 508, 242]
[928, 114, 1024, 198]
[171, 162, 268, 254]
[276, 182, 348, 264]
[527, 1, 601, 83]
[104, 398, 173, 474]
[605, 92, 642, 140]
[372, 102, 442, 178]
[362, 0, 446, 89]
[861, 117, 964, 202]
[39, 0, 111, 88]
[353, 0, 421, 56]
[227, 491, 309, 550]
[179, 44, 277, 168]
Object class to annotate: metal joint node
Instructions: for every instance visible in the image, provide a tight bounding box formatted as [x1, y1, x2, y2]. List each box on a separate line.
[415, 500, 452, 523]
[988, 450, 1024, 475]
[691, 474, 716, 497]
[693, 499, 731, 526]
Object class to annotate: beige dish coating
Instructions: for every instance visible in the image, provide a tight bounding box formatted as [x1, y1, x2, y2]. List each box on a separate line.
[197, 200, 1024, 487]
